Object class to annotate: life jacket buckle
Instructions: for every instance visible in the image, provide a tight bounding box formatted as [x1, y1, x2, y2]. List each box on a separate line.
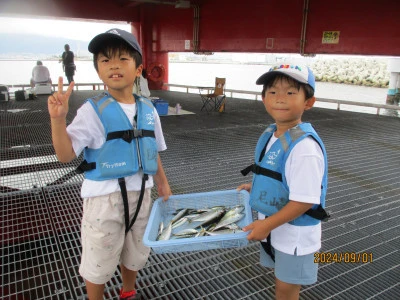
[133, 129, 143, 138]
[122, 130, 134, 143]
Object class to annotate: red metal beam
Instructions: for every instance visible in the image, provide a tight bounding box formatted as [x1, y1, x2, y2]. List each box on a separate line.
[1, 0, 399, 88]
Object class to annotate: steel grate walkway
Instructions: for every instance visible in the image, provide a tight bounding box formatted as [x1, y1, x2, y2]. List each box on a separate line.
[1, 90, 399, 299]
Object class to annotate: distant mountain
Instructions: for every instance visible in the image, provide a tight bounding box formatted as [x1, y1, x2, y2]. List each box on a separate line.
[0, 33, 91, 58]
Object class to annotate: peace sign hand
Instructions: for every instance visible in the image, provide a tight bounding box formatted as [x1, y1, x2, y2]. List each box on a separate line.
[48, 77, 75, 119]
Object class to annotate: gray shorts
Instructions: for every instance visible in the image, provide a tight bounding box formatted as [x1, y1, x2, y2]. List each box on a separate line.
[260, 243, 318, 285]
[79, 189, 152, 284]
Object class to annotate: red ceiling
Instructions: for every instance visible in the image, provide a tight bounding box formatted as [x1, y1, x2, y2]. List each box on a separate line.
[1, 0, 399, 56]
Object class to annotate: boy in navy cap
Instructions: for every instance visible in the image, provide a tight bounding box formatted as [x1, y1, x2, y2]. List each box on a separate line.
[238, 63, 329, 299]
[48, 28, 172, 299]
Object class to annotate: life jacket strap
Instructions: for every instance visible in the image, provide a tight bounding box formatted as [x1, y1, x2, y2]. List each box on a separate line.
[107, 129, 155, 143]
[76, 160, 96, 174]
[119, 177, 130, 234]
[240, 163, 283, 182]
[305, 204, 330, 222]
[260, 232, 275, 262]
[119, 174, 149, 234]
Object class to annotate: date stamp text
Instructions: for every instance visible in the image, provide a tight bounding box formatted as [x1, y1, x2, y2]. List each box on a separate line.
[314, 252, 373, 263]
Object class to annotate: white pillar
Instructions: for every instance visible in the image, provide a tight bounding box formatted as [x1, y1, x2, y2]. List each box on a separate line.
[387, 58, 400, 100]
[388, 72, 398, 96]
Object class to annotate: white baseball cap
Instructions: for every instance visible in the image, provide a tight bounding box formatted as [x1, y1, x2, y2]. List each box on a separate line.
[256, 63, 315, 91]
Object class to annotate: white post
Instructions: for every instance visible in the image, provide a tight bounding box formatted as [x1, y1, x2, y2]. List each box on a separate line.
[387, 58, 400, 103]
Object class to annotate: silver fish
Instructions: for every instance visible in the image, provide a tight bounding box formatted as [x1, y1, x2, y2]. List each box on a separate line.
[196, 229, 206, 237]
[191, 208, 226, 229]
[191, 207, 225, 222]
[219, 223, 240, 230]
[171, 217, 188, 229]
[158, 221, 164, 236]
[157, 222, 172, 241]
[214, 213, 244, 230]
[225, 205, 244, 216]
[206, 228, 244, 236]
[184, 213, 201, 220]
[170, 234, 197, 239]
[173, 228, 199, 236]
[171, 208, 189, 224]
[197, 205, 226, 213]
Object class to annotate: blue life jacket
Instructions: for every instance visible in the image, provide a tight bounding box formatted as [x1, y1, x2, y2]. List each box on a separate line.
[243, 123, 328, 226]
[79, 93, 158, 180]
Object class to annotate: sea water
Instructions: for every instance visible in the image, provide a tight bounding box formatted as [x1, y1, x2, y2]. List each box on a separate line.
[0, 59, 396, 116]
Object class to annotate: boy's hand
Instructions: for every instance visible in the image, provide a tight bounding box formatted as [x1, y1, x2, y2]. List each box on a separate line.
[158, 182, 172, 202]
[48, 77, 74, 119]
[236, 183, 252, 193]
[243, 219, 271, 241]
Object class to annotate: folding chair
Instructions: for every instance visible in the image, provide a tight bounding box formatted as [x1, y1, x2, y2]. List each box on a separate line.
[199, 77, 226, 112]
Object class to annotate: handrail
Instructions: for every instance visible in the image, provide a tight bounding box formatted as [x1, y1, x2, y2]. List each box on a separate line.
[164, 83, 400, 116]
[5, 82, 399, 116]
[7, 83, 106, 91]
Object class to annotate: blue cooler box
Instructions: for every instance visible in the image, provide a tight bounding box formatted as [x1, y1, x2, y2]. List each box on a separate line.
[143, 189, 252, 254]
[152, 99, 169, 116]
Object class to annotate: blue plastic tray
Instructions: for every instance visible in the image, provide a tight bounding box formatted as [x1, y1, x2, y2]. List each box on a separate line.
[143, 189, 252, 254]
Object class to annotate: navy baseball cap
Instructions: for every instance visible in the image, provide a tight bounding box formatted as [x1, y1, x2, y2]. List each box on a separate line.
[256, 63, 315, 91]
[88, 28, 142, 56]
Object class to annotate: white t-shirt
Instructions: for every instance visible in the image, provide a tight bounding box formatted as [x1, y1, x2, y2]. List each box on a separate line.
[32, 65, 51, 83]
[132, 76, 151, 98]
[140, 75, 151, 98]
[66, 100, 167, 198]
[258, 133, 325, 256]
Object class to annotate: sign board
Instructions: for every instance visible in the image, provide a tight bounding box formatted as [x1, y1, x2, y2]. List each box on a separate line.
[185, 40, 191, 50]
[322, 31, 340, 44]
[266, 38, 274, 49]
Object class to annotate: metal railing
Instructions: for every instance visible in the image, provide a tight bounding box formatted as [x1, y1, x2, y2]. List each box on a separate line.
[164, 83, 400, 116]
[5, 82, 399, 116]
[7, 82, 106, 91]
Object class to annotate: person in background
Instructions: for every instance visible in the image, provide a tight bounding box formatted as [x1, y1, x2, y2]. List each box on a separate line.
[132, 68, 151, 98]
[60, 44, 76, 84]
[139, 69, 151, 98]
[48, 29, 172, 300]
[30, 60, 52, 88]
[238, 63, 329, 300]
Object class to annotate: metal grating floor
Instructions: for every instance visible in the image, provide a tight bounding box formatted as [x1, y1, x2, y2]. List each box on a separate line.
[1, 90, 399, 299]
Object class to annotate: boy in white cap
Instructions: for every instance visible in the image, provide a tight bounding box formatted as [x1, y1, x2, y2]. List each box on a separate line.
[238, 63, 329, 299]
[48, 28, 172, 300]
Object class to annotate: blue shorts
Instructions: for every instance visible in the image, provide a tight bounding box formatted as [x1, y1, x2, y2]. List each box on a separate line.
[260, 243, 318, 285]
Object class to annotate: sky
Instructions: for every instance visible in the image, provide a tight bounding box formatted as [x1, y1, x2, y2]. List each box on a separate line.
[0, 16, 131, 41]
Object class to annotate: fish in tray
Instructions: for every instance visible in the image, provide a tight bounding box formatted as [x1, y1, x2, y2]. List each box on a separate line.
[157, 221, 172, 241]
[171, 208, 189, 224]
[205, 228, 244, 236]
[214, 211, 245, 230]
[155, 205, 246, 241]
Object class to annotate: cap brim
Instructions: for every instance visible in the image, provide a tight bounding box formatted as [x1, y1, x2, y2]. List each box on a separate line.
[256, 70, 309, 85]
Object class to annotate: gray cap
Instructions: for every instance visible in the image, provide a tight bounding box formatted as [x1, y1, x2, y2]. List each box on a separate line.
[88, 28, 142, 56]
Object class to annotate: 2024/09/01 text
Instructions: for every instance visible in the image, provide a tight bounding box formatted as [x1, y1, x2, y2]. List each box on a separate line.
[314, 252, 373, 264]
